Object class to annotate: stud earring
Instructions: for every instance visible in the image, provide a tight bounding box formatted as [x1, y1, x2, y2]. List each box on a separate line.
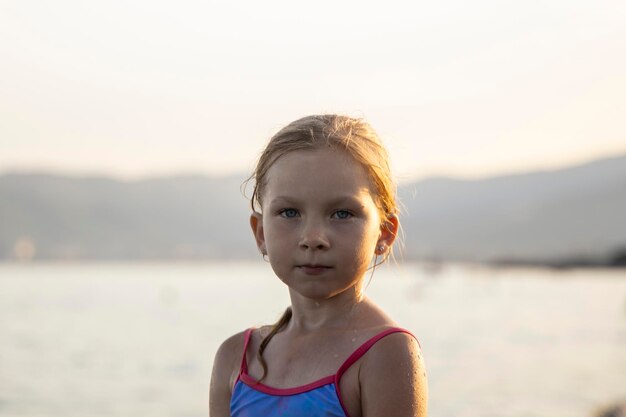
[377, 244, 386, 253]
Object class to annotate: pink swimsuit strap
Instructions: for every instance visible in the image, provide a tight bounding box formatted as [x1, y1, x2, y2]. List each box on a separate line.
[239, 327, 254, 375]
[237, 326, 417, 384]
[335, 327, 417, 380]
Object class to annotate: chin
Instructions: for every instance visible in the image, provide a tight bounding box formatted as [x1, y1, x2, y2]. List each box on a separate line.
[292, 282, 359, 301]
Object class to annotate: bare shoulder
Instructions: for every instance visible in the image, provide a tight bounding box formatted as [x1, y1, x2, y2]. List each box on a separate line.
[209, 330, 248, 417]
[214, 330, 249, 385]
[359, 331, 428, 417]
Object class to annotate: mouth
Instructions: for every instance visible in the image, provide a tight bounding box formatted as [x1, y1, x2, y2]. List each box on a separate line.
[297, 264, 332, 275]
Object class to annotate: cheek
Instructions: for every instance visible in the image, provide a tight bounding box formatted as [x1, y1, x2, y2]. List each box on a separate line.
[344, 227, 379, 261]
[263, 220, 293, 252]
[358, 219, 381, 245]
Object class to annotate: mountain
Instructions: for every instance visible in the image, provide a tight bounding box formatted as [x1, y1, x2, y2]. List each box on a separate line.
[0, 174, 257, 260]
[398, 154, 626, 264]
[1, 154, 625, 264]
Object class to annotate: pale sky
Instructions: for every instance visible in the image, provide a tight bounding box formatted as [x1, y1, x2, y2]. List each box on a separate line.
[1, 0, 625, 183]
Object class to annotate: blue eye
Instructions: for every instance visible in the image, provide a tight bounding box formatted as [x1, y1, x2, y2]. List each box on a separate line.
[279, 208, 299, 218]
[333, 210, 352, 219]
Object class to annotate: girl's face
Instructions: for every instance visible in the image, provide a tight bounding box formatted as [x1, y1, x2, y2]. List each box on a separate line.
[250, 147, 397, 301]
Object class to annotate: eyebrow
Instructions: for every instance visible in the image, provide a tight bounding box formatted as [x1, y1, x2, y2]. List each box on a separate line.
[269, 195, 368, 207]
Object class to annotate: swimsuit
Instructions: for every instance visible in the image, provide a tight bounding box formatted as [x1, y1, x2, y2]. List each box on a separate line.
[230, 327, 417, 417]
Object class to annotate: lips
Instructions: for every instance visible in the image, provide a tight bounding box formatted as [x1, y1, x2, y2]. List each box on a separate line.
[298, 264, 332, 275]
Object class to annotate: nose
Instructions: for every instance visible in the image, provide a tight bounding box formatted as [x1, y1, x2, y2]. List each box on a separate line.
[299, 220, 330, 250]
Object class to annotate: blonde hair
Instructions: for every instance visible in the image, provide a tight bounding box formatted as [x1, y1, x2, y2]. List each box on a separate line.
[249, 114, 398, 219]
[247, 114, 399, 382]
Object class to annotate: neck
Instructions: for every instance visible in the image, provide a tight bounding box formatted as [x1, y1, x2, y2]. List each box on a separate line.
[286, 284, 366, 333]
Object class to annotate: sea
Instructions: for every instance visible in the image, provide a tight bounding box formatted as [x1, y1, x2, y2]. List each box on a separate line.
[0, 262, 625, 417]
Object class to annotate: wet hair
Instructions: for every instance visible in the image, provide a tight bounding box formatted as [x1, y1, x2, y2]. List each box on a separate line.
[250, 114, 397, 219]
[247, 114, 399, 381]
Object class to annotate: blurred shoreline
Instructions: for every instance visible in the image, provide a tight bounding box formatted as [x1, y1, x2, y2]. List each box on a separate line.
[2, 153, 625, 267]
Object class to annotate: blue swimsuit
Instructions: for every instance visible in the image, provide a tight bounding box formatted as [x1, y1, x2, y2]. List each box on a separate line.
[230, 327, 417, 417]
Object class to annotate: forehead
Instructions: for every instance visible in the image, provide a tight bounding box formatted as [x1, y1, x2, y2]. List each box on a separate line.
[263, 147, 375, 202]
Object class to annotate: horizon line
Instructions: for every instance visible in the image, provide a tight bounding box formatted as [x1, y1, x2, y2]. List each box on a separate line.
[1, 150, 624, 185]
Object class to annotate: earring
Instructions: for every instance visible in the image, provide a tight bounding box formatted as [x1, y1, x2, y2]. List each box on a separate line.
[377, 244, 386, 254]
[261, 251, 269, 262]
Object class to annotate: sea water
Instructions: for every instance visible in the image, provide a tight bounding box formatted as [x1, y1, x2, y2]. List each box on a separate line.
[0, 262, 625, 417]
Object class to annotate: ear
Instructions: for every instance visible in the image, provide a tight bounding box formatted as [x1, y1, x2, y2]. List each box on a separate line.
[375, 214, 399, 255]
[250, 212, 266, 255]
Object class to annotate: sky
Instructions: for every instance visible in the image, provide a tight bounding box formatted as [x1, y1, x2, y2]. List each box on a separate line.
[1, 0, 625, 183]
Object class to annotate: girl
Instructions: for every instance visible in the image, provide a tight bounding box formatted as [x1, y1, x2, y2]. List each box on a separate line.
[209, 115, 428, 417]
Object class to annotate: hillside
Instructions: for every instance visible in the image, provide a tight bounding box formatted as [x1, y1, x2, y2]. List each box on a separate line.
[1, 154, 625, 264]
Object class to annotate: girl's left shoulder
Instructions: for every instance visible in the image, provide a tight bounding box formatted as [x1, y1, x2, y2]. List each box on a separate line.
[359, 329, 428, 416]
